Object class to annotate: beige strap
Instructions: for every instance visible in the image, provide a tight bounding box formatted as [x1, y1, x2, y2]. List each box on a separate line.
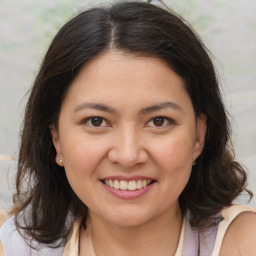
[63, 217, 96, 256]
[174, 216, 186, 256]
[62, 218, 80, 256]
[211, 204, 256, 256]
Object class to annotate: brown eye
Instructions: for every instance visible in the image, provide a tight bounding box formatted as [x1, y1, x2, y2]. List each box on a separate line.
[82, 116, 110, 128]
[146, 116, 174, 128]
[91, 117, 103, 126]
[152, 117, 165, 126]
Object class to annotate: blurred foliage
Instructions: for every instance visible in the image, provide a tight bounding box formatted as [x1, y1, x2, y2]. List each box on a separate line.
[27, 0, 74, 61]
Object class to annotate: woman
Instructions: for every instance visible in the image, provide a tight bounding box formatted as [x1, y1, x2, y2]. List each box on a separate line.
[0, 1, 255, 255]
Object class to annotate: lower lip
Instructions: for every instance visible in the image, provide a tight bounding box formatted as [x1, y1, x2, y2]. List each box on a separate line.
[102, 182, 155, 199]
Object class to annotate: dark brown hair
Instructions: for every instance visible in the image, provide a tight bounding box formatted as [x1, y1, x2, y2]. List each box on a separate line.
[12, 0, 252, 246]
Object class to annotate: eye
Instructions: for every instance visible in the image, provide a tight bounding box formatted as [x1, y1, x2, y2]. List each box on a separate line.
[83, 116, 110, 127]
[146, 116, 174, 127]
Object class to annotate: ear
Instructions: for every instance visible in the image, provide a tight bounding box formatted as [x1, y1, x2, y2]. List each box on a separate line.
[193, 113, 207, 161]
[49, 124, 64, 166]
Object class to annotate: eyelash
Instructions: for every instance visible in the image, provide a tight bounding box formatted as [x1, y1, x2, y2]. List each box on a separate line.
[82, 116, 110, 127]
[146, 116, 175, 128]
[82, 116, 175, 128]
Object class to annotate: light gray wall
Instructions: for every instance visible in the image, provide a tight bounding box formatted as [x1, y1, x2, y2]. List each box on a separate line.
[0, 0, 255, 209]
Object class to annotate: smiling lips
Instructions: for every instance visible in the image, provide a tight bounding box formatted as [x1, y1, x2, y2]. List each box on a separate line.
[101, 177, 155, 199]
[103, 179, 152, 191]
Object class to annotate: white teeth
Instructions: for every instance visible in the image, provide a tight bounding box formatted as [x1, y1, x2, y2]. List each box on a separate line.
[120, 180, 128, 190]
[142, 180, 147, 187]
[128, 181, 137, 191]
[104, 179, 152, 191]
[114, 180, 119, 189]
[109, 180, 114, 188]
[136, 180, 142, 189]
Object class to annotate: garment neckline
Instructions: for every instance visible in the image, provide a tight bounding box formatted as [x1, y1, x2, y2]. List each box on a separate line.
[63, 214, 186, 256]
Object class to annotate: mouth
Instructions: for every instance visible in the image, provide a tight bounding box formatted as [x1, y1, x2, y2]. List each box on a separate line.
[101, 179, 156, 191]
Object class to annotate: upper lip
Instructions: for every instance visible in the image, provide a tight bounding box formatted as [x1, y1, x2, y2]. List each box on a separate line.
[100, 175, 155, 181]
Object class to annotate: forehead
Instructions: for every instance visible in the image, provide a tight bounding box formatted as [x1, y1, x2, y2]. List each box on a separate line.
[62, 50, 192, 113]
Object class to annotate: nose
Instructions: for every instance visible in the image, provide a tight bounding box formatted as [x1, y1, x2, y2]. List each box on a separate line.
[107, 126, 148, 168]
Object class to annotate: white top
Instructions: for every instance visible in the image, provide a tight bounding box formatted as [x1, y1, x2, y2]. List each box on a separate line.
[1, 205, 255, 256]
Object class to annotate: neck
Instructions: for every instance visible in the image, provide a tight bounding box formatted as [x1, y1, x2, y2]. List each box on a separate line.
[81, 205, 183, 256]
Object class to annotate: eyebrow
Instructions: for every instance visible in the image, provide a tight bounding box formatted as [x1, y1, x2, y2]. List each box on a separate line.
[74, 103, 116, 113]
[74, 101, 182, 114]
[139, 101, 182, 114]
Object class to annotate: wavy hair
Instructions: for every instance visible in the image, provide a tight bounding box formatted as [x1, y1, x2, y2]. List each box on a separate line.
[12, 1, 252, 245]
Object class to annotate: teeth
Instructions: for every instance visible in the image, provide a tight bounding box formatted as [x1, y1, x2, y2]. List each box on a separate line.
[109, 180, 114, 188]
[120, 180, 128, 190]
[104, 179, 152, 191]
[136, 180, 142, 189]
[128, 181, 137, 191]
[114, 180, 119, 189]
[142, 180, 147, 187]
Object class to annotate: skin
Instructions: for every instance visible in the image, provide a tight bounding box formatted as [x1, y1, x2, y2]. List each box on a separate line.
[51, 50, 207, 255]
[219, 212, 256, 255]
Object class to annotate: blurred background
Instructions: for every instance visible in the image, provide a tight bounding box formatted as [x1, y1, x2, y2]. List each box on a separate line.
[0, 0, 255, 209]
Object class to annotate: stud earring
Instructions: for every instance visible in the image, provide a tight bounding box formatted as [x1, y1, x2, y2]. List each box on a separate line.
[192, 161, 196, 166]
[59, 159, 63, 163]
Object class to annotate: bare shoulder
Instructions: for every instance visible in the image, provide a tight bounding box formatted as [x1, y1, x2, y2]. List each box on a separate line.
[220, 211, 256, 256]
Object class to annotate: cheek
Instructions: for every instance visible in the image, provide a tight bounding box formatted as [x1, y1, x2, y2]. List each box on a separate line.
[152, 135, 195, 168]
[60, 137, 106, 206]
[60, 135, 109, 188]
[61, 134, 106, 163]
[151, 135, 194, 191]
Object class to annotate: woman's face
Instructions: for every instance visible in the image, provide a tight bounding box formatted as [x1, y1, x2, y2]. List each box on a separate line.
[51, 50, 207, 227]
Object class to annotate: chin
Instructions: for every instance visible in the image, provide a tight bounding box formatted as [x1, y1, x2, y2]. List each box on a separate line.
[102, 208, 155, 228]
[110, 217, 149, 228]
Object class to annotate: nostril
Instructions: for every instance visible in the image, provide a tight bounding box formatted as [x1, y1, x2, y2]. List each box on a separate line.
[107, 144, 148, 168]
